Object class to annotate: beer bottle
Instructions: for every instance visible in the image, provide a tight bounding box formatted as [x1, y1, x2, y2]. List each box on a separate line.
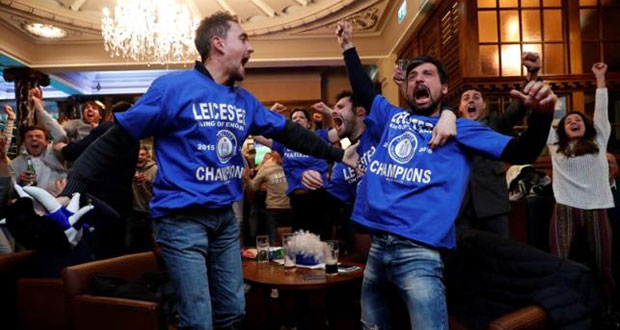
[26, 156, 37, 186]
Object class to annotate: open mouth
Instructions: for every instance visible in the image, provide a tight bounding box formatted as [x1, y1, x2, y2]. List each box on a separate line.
[414, 86, 431, 104]
[467, 105, 477, 115]
[28, 142, 42, 153]
[241, 56, 250, 66]
[570, 124, 580, 132]
[333, 117, 343, 130]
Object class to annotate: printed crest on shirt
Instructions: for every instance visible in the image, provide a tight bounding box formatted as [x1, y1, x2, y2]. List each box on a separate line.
[388, 131, 418, 164]
[216, 130, 237, 164]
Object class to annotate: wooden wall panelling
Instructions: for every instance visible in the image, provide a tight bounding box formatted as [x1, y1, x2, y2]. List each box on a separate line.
[459, 0, 480, 78]
[567, 0, 582, 74]
[440, 1, 461, 83]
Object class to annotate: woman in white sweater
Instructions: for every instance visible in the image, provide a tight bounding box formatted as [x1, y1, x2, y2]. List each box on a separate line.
[548, 62, 615, 313]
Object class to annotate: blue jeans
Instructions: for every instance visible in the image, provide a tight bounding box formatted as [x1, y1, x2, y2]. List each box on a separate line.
[154, 207, 245, 330]
[361, 232, 448, 330]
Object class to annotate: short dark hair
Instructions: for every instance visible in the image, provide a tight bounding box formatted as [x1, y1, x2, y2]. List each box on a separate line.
[461, 87, 484, 99]
[195, 12, 238, 62]
[22, 125, 48, 140]
[290, 108, 310, 121]
[111, 101, 133, 113]
[406, 56, 449, 85]
[82, 100, 103, 116]
[336, 90, 363, 109]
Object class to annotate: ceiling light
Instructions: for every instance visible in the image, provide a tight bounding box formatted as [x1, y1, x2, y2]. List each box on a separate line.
[101, 0, 199, 64]
[24, 23, 66, 39]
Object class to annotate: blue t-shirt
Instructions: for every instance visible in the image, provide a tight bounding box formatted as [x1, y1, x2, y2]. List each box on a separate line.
[326, 120, 381, 205]
[272, 129, 330, 195]
[115, 68, 286, 217]
[352, 95, 512, 249]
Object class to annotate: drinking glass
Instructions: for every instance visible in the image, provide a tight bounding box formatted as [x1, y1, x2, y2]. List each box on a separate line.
[323, 240, 339, 275]
[282, 233, 296, 271]
[256, 235, 270, 262]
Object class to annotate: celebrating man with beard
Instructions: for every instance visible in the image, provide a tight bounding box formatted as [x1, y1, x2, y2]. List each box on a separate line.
[335, 20, 557, 329]
[60, 12, 359, 330]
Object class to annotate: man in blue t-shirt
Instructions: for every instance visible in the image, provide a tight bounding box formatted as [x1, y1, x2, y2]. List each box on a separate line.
[301, 91, 456, 259]
[335, 20, 557, 329]
[60, 13, 358, 330]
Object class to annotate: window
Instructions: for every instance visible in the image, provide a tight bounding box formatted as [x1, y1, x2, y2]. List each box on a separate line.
[476, 0, 566, 76]
[579, 0, 620, 72]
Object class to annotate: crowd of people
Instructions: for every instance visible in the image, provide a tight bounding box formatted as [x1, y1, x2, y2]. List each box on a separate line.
[0, 11, 618, 330]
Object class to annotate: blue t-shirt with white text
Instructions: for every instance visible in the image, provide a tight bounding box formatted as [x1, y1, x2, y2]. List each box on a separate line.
[326, 120, 381, 205]
[115, 68, 286, 217]
[352, 95, 512, 249]
[272, 129, 330, 195]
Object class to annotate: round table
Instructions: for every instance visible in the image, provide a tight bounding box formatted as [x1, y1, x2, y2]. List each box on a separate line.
[243, 259, 364, 329]
[243, 259, 364, 290]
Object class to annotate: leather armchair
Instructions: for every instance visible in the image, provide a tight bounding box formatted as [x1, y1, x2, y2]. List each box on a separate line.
[0, 251, 34, 330]
[488, 306, 547, 330]
[62, 252, 167, 330]
[17, 277, 68, 330]
[0, 251, 70, 330]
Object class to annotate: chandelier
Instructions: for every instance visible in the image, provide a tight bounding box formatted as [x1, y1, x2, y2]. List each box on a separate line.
[101, 0, 199, 64]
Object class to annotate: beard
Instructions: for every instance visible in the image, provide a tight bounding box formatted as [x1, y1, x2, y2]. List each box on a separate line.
[406, 93, 443, 116]
[227, 72, 244, 85]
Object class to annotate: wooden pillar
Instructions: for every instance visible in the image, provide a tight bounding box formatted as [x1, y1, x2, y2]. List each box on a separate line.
[566, 0, 584, 112]
[2, 68, 50, 147]
[459, 0, 480, 78]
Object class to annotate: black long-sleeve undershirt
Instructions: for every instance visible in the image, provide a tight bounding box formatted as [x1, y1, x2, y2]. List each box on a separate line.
[499, 111, 552, 164]
[272, 120, 344, 161]
[61, 120, 344, 197]
[61, 121, 113, 161]
[343, 47, 378, 113]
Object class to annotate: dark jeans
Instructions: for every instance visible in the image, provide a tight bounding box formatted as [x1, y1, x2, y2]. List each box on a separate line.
[154, 207, 244, 330]
[362, 232, 447, 330]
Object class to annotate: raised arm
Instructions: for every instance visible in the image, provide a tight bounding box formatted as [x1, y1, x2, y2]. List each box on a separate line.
[492, 52, 541, 135]
[29, 88, 67, 142]
[336, 21, 377, 112]
[592, 62, 610, 145]
[3, 105, 15, 152]
[253, 135, 273, 148]
[271, 120, 356, 166]
[60, 122, 112, 161]
[492, 100, 527, 135]
[311, 102, 340, 143]
[501, 80, 557, 164]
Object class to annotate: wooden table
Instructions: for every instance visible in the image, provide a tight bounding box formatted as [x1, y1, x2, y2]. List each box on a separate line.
[243, 259, 364, 290]
[243, 259, 364, 329]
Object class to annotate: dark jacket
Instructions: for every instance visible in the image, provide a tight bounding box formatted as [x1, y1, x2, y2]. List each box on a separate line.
[63, 121, 139, 219]
[462, 101, 527, 218]
[445, 230, 597, 330]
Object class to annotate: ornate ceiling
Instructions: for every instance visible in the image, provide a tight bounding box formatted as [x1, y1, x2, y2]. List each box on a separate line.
[0, 0, 389, 42]
[0, 0, 434, 98]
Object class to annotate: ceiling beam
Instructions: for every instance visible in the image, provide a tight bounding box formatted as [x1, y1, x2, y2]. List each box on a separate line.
[216, 0, 236, 16]
[69, 0, 86, 12]
[250, 0, 276, 17]
[293, 0, 309, 6]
